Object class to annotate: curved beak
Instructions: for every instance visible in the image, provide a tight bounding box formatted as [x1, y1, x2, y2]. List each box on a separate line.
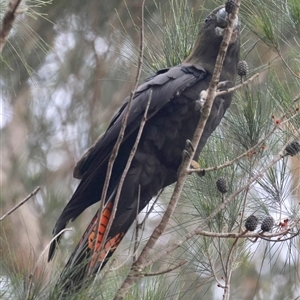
[216, 8, 229, 28]
[215, 7, 239, 37]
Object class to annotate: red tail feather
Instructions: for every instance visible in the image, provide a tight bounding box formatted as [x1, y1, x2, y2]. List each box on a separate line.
[85, 202, 125, 269]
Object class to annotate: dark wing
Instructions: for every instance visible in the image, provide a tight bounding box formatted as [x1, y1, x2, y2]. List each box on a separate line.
[73, 65, 204, 179]
[48, 64, 206, 260]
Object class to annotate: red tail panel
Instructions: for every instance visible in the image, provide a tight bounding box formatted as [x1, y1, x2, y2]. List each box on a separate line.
[81, 202, 125, 268]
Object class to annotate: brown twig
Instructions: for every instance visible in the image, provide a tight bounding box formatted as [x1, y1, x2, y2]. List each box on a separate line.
[206, 245, 224, 287]
[142, 260, 187, 277]
[142, 142, 288, 270]
[114, 187, 161, 270]
[0, 187, 40, 222]
[222, 236, 239, 296]
[276, 49, 300, 80]
[113, 4, 241, 300]
[91, 0, 147, 272]
[95, 89, 152, 270]
[133, 185, 142, 262]
[25, 228, 72, 300]
[215, 72, 259, 97]
[222, 168, 252, 297]
[0, 0, 23, 53]
[188, 89, 300, 176]
[187, 127, 277, 175]
[138, 190, 163, 230]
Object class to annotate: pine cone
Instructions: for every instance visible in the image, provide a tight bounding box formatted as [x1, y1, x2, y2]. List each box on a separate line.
[216, 177, 228, 194]
[225, 0, 237, 14]
[261, 216, 274, 232]
[285, 140, 300, 156]
[237, 60, 249, 77]
[245, 215, 258, 231]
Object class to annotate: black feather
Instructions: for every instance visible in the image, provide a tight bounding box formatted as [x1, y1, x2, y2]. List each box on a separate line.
[49, 5, 240, 295]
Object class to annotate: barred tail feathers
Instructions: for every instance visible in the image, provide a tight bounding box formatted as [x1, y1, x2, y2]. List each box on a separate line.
[56, 201, 126, 294]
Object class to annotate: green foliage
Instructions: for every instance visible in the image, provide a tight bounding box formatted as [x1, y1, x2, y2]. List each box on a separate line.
[1, 0, 300, 299]
[0, 0, 52, 83]
[146, 0, 203, 71]
[113, 0, 203, 76]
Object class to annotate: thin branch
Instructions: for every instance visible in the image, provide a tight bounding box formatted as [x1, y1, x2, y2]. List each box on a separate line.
[133, 185, 141, 262]
[91, 0, 147, 271]
[114, 4, 241, 299]
[258, 231, 299, 242]
[0, 187, 40, 222]
[113, 190, 162, 271]
[224, 237, 238, 277]
[170, 228, 293, 242]
[95, 90, 152, 269]
[0, 0, 23, 53]
[213, 238, 226, 278]
[222, 165, 253, 298]
[142, 260, 187, 277]
[222, 263, 233, 299]
[276, 49, 300, 80]
[215, 73, 259, 97]
[187, 127, 277, 175]
[188, 89, 300, 175]
[142, 143, 288, 269]
[139, 190, 163, 230]
[25, 228, 72, 300]
[292, 91, 300, 104]
[206, 246, 223, 287]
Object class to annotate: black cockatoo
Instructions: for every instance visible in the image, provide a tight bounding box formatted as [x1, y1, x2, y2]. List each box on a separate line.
[49, 5, 240, 293]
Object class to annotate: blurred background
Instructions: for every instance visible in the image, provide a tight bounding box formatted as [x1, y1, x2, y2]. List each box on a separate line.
[1, 0, 299, 299]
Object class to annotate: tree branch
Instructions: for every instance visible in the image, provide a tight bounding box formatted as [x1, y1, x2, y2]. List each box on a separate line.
[95, 89, 152, 267]
[188, 88, 300, 176]
[0, 0, 23, 53]
[91, 0, 146, 272]
[0, 187, 40, 222]
[25, 228, 72, 300]
[142, 260, 187, 277]
[114, 3, 241, 299]
[215, 72, 259, 97]
[142, 142, 289, 269]
[187, 126, 276, 175]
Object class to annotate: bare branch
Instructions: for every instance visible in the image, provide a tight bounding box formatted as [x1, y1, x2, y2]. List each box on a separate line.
[188, 89, 300, 176]
[0, 0, 23, 53]
[133, 185, 142, 262]
[142, 260, 187, 277]
[276, 49, 300, 80]
[91, 0, 147, 271]
[215, 73, 259, 97]
[206, 247, 224, 287]
[94, 90, 152, 271]
[187, 127, 276, 175]
[0, 187, 40, 222]
[139, 191, 163, 230]
[142, 141, 289, 269]
[25, 228, 72, 300]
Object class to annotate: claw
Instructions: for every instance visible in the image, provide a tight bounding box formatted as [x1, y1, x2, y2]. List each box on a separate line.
[185, 139, 194, 153]
[178, 149, 191, 176]
[182, 149, 191, 160]
[179, 141, 202, 176]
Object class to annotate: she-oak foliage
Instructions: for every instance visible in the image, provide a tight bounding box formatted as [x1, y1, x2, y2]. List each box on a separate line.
[1, 0, 300, 299]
